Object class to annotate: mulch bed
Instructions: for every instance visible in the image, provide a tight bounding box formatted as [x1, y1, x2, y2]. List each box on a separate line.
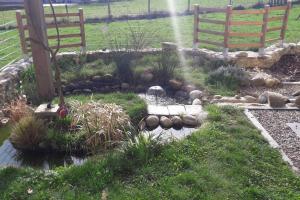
[250, 110, 300, 169]
[270, 54, 300, 82]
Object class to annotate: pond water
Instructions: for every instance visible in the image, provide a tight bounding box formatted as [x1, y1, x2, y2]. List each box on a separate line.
[0, 126, 86, 170]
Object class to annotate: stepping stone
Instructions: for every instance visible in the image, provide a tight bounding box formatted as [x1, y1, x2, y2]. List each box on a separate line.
[147, 105, 169, 116]
[287, 123, 300, 137]
[167, 105, 186, 116]
[35, 104, 59, 118]
[185, 105, 203, 116]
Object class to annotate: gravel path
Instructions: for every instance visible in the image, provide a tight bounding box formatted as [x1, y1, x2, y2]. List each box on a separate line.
[241, 84, 300, 97]
[250, 110, 300, 169]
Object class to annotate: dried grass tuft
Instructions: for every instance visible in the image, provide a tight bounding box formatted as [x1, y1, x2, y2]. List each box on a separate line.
[4, 97, 33, 123]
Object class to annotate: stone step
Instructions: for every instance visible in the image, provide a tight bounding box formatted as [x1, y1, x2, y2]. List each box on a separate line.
[147, 105, 203, 116]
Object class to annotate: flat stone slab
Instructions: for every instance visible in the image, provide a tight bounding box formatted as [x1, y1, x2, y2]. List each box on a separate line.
[35, 104, 59, 117]
[287, 123, 300, 137]
[167, 105, 186, 115]
[185, 105, 203, 115]
[147, 105, 169, 116]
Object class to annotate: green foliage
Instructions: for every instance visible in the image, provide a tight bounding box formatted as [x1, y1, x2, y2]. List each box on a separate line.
[122, 132, 162, 166]
[205, 65, 249, 91]
[10, 116, 47, 150]
[20, 65, 41, 105]
[153, 51, 180, 85]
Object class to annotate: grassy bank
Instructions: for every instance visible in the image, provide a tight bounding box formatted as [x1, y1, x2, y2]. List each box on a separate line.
[1, 106, 299, 199]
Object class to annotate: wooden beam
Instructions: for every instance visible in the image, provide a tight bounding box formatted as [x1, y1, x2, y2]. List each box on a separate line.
[16, 11, 28, 55]
[23, 0, 55, 101]
[199, 18, 226, 25]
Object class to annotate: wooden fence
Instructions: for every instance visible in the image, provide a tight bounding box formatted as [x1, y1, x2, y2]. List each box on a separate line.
[193, 0, 292, 57]
[16, 8, 86, 56]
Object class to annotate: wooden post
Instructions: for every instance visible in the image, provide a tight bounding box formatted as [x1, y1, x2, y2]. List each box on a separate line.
[23, 0, 55, 101]
[107, 0, 112, 19]
[223, 5, 232, 58]
[148, 0, 151, 14]
[187, 0, 191, 12]
[79, 8, 86, 53]
[280, 0, 291, 46]
[259, 4, 270, 56]
[16, 11, 28, 59]
[193, 4, 199, 49]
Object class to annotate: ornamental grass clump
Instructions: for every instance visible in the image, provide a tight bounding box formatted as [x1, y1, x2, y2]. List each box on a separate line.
[69, 100, 130, 153]
[10, 115, 47, 151]
[5, 98, 33, 123]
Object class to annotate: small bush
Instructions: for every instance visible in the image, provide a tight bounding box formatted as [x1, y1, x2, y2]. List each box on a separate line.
[122, 132, 162, 165]
[11, 116, 47, 150]
[205, 65, 249, 91]
[5, 98, 33, 123]
[252, 2, 265, 9]
[153, 52, 180, 85]
[69, 100, 130, 153]
[20, 65, 41, 105]
[233, 5, 246, 10]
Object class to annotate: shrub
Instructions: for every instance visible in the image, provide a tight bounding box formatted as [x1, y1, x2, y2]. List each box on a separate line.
[252, 2, 265, 9]
[121, 132, 162, 165]
[153, 52, 180, 85]
[20, 65, 41, 105]
[69, 100, 130, 153]
[5, 98, 33, 123]
[233, 5, 246, 10]
[10, 116, 47, 150]
[205, 65, 249, 91]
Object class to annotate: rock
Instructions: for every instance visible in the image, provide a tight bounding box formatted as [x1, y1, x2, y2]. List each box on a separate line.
[265, 78, 280, 88]
[214, 95, 222, 100]
[145, 115, 159, 129]
[82, 89, 92, 94]
[234, 95, 241, 99]
[121, 83, 130, 90]
[169, 79, 183, 90]
[268, 92, 288, 108]
[244, 95, 257, 103]
[192, 98, 202, 105]
[147, 86, 166, 97]
[189, 90, 203, 100]
[251, 73, 270, 87]
[295, 96, 300, 107]
[182, 115, 198, 127]
[103, 74, 114, 82]
[183, 85, 196, 93]
[236, 52, 248, 58]
[292, 90, 300, 97]
[258, 92, 269, 104]
[138, 120, 146, 130]
[160, 116, 173, 129]
[72, 89, 82, 94]
[92, 75, 102, 82]
[171, 116, 183, 128]
[141, 72, 154, 82]
[175, 90, 189, 99]
[0, 118, 10, 126]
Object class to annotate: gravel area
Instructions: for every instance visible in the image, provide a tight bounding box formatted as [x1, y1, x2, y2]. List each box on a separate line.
[250, 110, 300, 169]
[241, 84, 300, 97]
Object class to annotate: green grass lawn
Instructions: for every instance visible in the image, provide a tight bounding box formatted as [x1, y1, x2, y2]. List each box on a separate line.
[0, 3, 299, 68]
[1, 106, 300, 199]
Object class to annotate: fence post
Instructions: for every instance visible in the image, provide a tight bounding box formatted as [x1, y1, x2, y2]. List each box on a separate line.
[79, 8, 86, 54]
[187, 0, 191, 12]
[107, 0, 112, 19]
[259, 4, 269, 56]
[16, 11, 28, 59]
[148, 0, 151, 14]
[23, 0, 55, 101]
[193, 4, 199, 49]
[223, 5, 232, 58]
[280, 0, 291, 47]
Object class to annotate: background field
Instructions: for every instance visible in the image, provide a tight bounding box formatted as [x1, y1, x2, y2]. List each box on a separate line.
[0, 0, 299, 69]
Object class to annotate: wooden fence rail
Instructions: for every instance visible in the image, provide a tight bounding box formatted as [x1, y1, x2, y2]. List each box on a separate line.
[16, 8, 86, 57]
[193, 0, 292, 57]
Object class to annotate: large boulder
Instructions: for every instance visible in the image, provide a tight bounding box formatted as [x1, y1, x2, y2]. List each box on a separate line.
[182, 115, 198, 127]
[160, 116, 173, 129]
[192, 98, 202, 105]
[268, 92, 288, 108]
[258, 92, 269, 104]
[244, 95, 257, 103]
[265, 78, 280, 88]
[147, 86, 166, 97]
[251, 73, 269, 86]
[146, 115, 159, 129]
[189, 90, 203, 100]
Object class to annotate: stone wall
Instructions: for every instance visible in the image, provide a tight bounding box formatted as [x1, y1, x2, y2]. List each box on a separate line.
[0, 59, 32, 107]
